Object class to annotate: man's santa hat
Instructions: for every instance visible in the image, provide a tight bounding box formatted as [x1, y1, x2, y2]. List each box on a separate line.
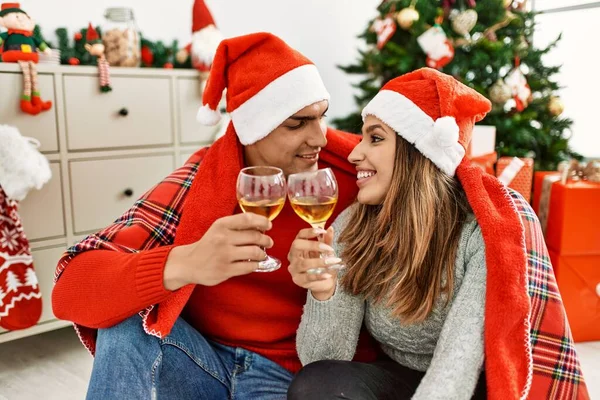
[188, 0, 223, 71]
[197, 32, 330, 146]
[362, 68, 534, 399]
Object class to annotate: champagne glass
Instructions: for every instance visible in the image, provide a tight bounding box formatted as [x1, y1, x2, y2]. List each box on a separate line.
[287, 168, 342, 274]
[236, 166, 287, 272]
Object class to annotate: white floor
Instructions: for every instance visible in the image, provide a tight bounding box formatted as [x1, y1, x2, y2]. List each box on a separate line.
[0, 328, 598, 399]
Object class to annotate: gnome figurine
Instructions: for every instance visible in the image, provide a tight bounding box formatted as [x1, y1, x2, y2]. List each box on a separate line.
[175, 0, 223, 74]
[84, 23, 112, 93]
[0, 2, 52, 115]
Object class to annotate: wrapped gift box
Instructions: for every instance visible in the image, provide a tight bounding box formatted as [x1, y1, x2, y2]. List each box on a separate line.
[538, 179, 600, 255]
[496, 157, 534, 202]
[532, 171, 559, 214]
[468, 151, 497, 176]
[468, 125, 496, 158]
[548, 250, 600, 342]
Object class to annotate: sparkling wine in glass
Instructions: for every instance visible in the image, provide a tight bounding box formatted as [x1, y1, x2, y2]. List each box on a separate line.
[237, 166, 286, 272]
[287, 168, 342, 274]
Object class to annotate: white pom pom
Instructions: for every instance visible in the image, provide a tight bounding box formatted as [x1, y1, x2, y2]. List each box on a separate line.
[197, 104, 222, 126]
[433, 116, 459, 147]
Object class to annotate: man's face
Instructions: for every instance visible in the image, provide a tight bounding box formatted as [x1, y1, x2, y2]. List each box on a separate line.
[244, 100, 329, 176]
[0, 12, 35, 31]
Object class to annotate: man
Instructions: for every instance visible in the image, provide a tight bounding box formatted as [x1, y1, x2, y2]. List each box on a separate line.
[52, 32, 377, 399]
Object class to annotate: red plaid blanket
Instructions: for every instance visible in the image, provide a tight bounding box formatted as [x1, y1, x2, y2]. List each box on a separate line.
[511, 190, 589, 399]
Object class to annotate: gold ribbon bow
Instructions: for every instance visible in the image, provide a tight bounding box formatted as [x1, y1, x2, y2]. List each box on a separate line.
[558, 159, 600, 184]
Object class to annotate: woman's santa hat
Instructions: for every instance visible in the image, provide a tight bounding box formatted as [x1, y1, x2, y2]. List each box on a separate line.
[189, 0, 223, 71]
[362, 68, 491, 177]
[197, 32, 330, 146]
[363, 68, 534, 400]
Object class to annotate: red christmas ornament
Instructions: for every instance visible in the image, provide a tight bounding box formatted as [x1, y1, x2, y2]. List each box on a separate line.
[74, 32, 83, 41]
[68, 57, 80, 65]
[141, 45, 154, 66]
[163, 62, 174, 69]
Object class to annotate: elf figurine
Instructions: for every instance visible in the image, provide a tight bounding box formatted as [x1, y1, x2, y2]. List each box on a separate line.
[84, 23, 112, 93]
[0, 3, 52, 115]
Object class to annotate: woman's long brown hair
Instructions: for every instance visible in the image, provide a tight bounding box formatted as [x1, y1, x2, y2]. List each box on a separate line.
[340, 135, 471, 323]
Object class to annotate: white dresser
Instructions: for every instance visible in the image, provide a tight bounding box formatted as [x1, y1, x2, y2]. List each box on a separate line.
[0, 63, 220, 343]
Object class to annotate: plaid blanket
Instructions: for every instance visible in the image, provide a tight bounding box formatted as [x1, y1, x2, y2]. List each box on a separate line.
[511, 190, 589, 399]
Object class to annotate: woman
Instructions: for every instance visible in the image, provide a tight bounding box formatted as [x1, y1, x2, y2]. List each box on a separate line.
[287, 68, 589, 400]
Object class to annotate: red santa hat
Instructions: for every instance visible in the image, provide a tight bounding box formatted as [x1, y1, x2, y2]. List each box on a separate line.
[363, 68, 533, 399]
[362, 67, 490, 176]
[190, 0, 223, 71]
[197, 32, 330, 146]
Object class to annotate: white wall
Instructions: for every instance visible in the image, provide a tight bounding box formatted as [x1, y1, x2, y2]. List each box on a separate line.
[25, 0, 381, 122]
[534, 5, 600, 158]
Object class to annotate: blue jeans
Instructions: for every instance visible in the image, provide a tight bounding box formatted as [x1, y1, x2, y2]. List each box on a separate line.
[86, 315, 293, 400]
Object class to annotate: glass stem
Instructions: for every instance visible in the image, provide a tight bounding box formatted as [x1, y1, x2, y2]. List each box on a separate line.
[311, 222, 344, 273]
[312, 222, 329, 259]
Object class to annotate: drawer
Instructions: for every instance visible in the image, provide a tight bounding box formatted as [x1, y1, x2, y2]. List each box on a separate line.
[63, 75, 173, 150]
[180, 150, 197, 166]
[0, 72, 58, 152]
[19, 163, 65, 241]
[32, 246, 66, 324]
[69, 155, 175, 233]
[177, 78, 220, 144]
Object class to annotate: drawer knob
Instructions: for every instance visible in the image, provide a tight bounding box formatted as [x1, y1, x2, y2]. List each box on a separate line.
[123, 188, 134, 197]
[118, 108, 129, 117]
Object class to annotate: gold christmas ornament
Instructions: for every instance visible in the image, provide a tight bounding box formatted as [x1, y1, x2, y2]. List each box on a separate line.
[396, 6, 420, 30]
[504, 0, 513, 8]
[548, 96, 564, 116]
[452, 9, 478, 36]
[489, 79, 512, 104]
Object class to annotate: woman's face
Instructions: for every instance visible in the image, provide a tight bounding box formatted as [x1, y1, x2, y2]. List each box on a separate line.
[348, 115, 397, 205]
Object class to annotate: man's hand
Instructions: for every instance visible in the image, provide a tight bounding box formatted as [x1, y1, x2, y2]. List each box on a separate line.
[287, 227, 340, 301]
[163, 213, 273, 290]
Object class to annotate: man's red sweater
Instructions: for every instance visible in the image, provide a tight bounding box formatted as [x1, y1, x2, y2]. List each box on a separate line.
[52, 127, 378, 373]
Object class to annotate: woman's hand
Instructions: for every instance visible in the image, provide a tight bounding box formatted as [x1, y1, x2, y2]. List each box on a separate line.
[287, 227, 341, 301]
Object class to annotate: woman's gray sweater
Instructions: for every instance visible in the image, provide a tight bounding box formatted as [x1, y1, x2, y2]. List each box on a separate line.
[296, 207, 487, 399]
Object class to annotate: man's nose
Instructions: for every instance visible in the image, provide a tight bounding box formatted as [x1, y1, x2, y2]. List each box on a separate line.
[307, 120, 328, 148]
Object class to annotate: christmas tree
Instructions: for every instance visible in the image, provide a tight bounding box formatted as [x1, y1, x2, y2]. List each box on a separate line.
[334, 0, 580, 171]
